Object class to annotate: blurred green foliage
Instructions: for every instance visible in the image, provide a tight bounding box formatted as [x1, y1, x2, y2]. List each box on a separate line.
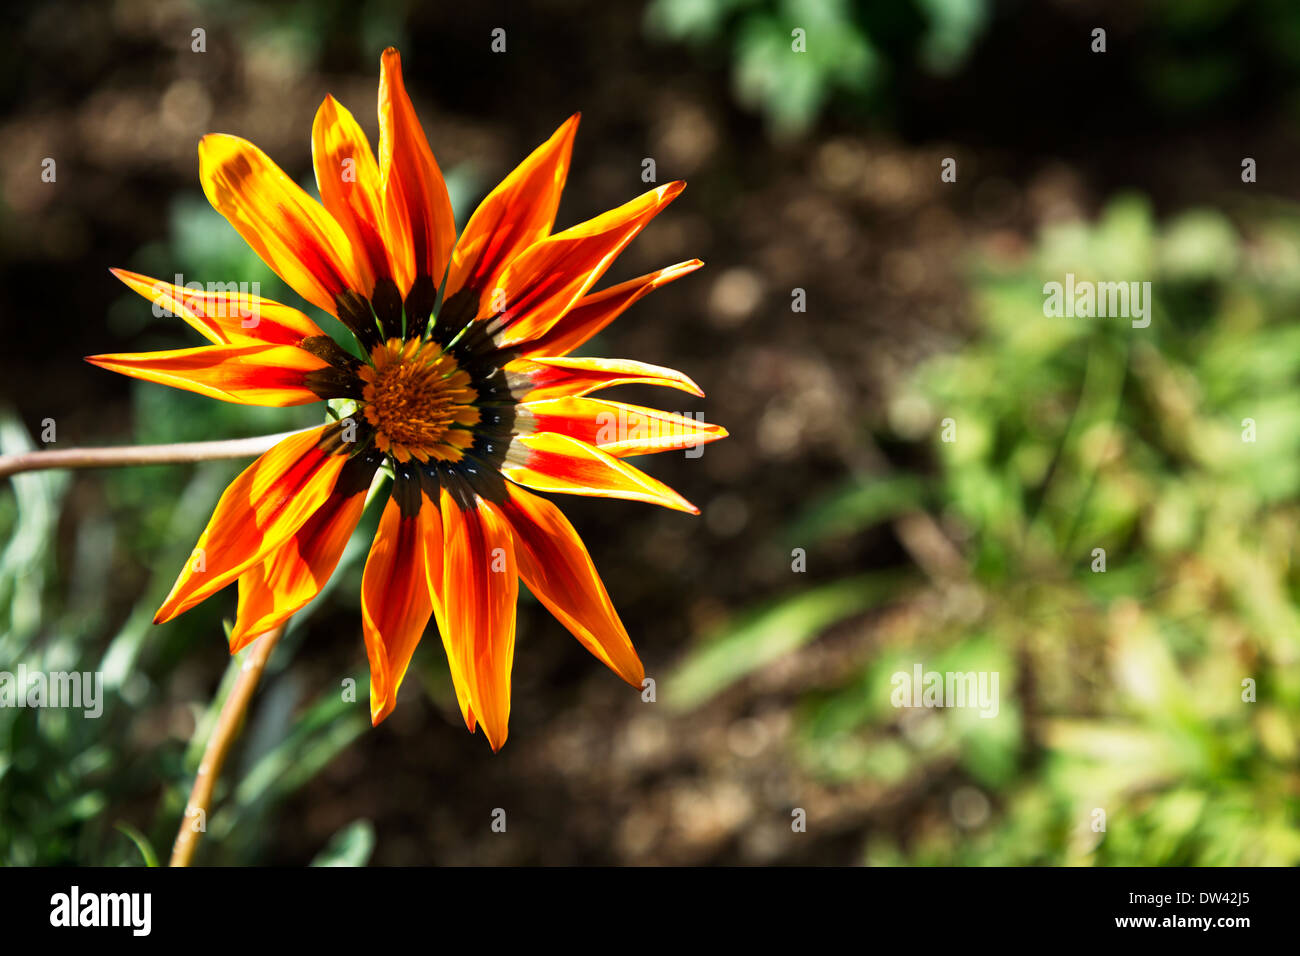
[673, 196, 1300, 864]
[647, 0, 1300, 138]
[644, 0, 989, 138]
[1142, 0, 1300, 114]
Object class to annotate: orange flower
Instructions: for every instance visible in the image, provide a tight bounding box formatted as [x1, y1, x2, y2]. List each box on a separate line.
[89, 49, 724, 750]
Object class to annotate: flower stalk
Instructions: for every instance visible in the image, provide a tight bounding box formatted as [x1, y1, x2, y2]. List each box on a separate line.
[170, 622, 288, 867]
[0, 430, 309, 479]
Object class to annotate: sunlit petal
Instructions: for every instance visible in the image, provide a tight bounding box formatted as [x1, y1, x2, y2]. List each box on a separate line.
[378, 47, 455, 293]
[110, 269, 324, 347]
[361, 486, 434, 725]
[516, 259, 703, 358]
[198, 133, 364, 315]
[508, 355, 704, 402]
[155, 426, 349, 624]
[312, 95, 391, 293]
[231, 452, 380, 651]
[85, 343, 333, 406]
[500, 484, 643, 687]
[478, 182, 685, 347]
[503, 432, 698, 513]
[446, 114, 579, 300]
[439, 491, 518, 751]
[519, 396, 728, 457]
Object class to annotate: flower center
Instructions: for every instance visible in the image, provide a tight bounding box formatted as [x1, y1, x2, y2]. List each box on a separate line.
[359, 338, 480, 463]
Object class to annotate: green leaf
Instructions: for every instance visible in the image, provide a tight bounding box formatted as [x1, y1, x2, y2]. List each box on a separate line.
[310, 820, 376, 867]
[785, 474, 929, 544]
[114, 822, 160, 868]
[666, 572, 909, 711]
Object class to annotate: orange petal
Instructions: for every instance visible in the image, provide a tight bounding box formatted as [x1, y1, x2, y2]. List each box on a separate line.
[500, 484, 643, 687]
[446, 114, 579, 300]
[518, 259, 703, 358]
[502, 432, 698, 514]
[199, 134, 364, 316]
[486, 182, 686, 347]
[360, 488, 434, 725]
[416, 485, 476, 733]
[230, 453, 379, 652]
[85, 343, 332, 406]
[519, 397, 728, 457]
[110, 269, 324, 347]
[508, 355, 704, 402]
[312, 95, 391, 293]
[440, 492, 518, 751]
[378, 48, 455, 292]
[155, 426, 349, 624]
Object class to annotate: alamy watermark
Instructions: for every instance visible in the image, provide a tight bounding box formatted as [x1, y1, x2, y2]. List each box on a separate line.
[890, 663, 999, 718]
[594, 408, 710, 458]
[151, 274, 262, 328]
[0, 665, 103, 717]
[1043, 273, 1151, 328]
[50, 886, 150, 936]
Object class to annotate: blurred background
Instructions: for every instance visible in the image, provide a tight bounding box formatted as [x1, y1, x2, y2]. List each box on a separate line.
[3, 0, 1300, 865]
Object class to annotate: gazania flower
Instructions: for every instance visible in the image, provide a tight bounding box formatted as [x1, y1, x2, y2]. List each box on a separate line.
[89, 49, 724, 750]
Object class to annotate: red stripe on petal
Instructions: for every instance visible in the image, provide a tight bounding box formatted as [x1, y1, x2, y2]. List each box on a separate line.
[110, 269, 324, 347]
[517, 259, 702, 358]
[446, 114, 579, 300]
[312, 95, 391, 293]
[85, 343, 331, 406]
[231, 477, 371, 652]
[488, 183, 685, 347]
[521, 397, 727, 457]
[198, 134, 363, 315]
[508, 355, 704, 402]
[503, 432, 698, 514]
[500, 484, 643, 687]
[439, 492, 518, 751]
[361, 494, 434, 725]
[378, 48, 456, 292]
[154, 426, 348, 624]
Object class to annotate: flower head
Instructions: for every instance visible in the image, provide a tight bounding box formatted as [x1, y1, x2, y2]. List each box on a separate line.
[89, 49, 724, 750]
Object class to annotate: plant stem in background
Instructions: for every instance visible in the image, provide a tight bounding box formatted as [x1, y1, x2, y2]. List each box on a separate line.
[170, 623, 288, 867]
[0, 430, 308, 479]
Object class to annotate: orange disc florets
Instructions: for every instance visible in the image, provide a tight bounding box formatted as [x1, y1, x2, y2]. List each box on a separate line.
[359, 338, 480, 463]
